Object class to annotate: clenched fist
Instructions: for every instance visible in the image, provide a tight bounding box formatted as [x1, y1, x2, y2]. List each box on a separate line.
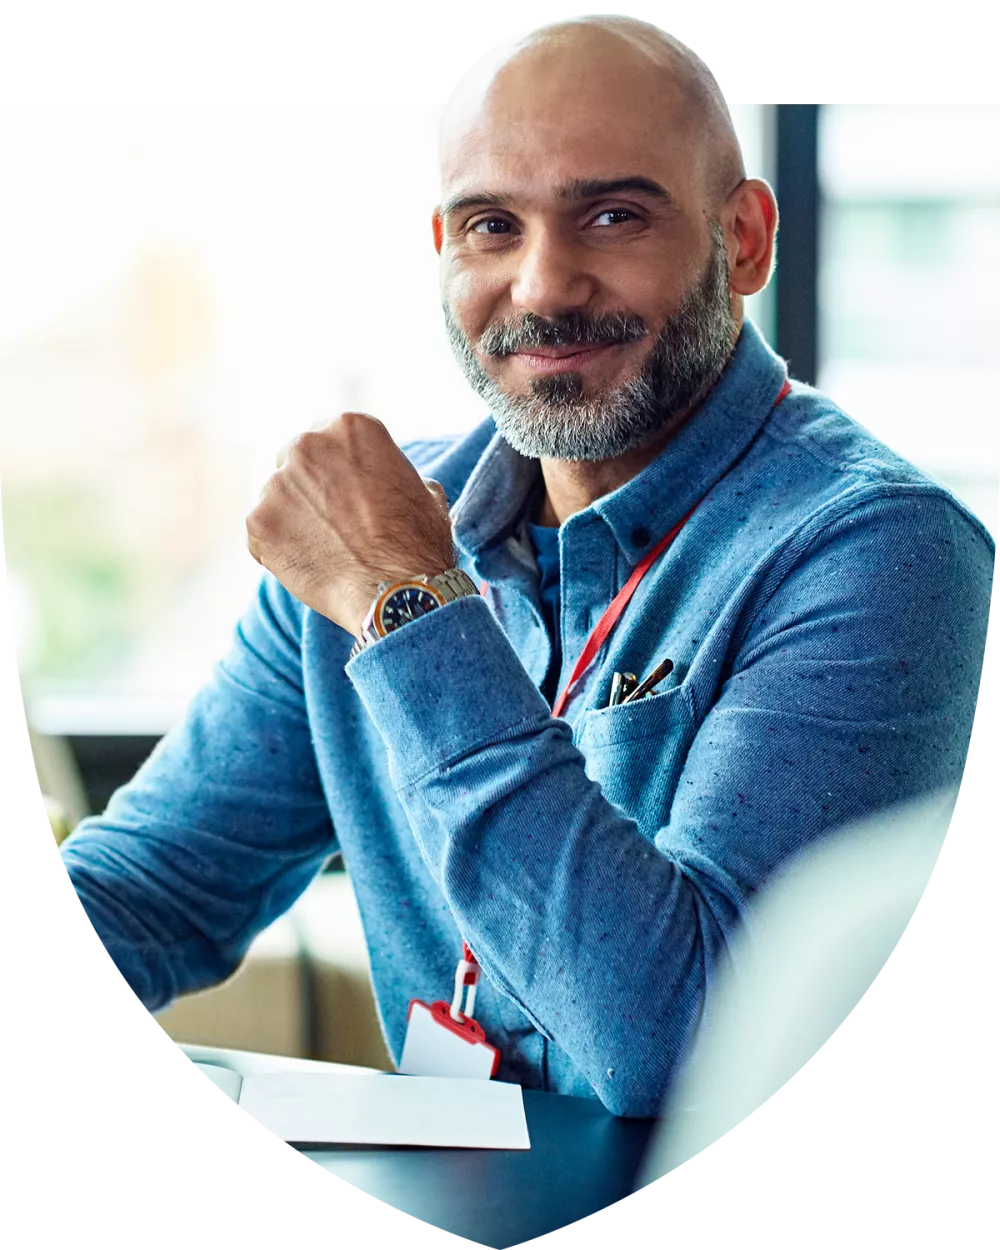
[246, 412, 455, 636]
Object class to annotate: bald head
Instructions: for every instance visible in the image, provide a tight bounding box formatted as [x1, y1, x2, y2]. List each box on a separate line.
[433, 17, 779, 471]
[440, 17, 746, 210]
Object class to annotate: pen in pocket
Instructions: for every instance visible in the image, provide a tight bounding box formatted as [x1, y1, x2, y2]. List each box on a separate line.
[620, 657, 674, 705]
[608, 671, 637, 706]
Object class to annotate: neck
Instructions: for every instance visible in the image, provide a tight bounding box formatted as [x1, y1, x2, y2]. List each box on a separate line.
[534, 358, 731, 527]
[534, 415, 683, 527]
[535, 322, 744, 527]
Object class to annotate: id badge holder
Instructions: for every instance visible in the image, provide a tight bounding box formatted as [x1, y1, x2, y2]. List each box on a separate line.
[398, 944, 501, 1080]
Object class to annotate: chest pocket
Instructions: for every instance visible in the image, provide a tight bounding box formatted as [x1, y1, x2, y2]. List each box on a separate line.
[573, 682, 697, 833]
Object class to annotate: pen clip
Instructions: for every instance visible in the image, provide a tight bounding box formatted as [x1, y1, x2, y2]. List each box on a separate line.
[608, 672, 637, 707]
[620, 658, 674, 704]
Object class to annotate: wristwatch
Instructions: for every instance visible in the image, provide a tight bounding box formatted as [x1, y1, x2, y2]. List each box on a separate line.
[349, 568, 479, 658]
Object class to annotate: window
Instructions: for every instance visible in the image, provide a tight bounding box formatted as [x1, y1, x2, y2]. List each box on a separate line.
[817, 105, 999, 534]
[1, 106, 769, 735]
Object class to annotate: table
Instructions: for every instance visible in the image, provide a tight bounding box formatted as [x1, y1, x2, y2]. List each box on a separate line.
[182, 1045, 656, 1248]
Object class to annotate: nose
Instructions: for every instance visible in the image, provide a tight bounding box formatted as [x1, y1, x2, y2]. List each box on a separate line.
[509, 228, 598, 319]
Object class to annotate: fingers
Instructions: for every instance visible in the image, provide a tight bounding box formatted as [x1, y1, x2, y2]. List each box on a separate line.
[275, 412, 389, 469]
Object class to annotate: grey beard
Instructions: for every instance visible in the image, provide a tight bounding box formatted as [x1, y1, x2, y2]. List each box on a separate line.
[444, 221, 736, 462]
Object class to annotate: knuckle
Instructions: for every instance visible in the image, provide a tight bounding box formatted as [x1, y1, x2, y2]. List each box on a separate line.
[246, 480, 282, 538]
[288, 429, 320, 459]
[337, 410, 386, 437]
[286, 426, 339, 468]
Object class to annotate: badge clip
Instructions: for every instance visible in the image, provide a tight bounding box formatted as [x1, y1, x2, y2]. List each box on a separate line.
[398, 943, 500, 1080]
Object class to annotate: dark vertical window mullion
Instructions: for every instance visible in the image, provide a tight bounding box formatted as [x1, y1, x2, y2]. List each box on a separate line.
[773, 104, 820, 386]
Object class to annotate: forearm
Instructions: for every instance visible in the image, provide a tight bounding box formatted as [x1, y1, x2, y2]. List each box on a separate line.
[61, 578, 339, 1011]
[347, 501, 992, 1117]
[348, 595, 725, 1115]
[62, 838, 245, 1011]
[415, 725, 720, 1116]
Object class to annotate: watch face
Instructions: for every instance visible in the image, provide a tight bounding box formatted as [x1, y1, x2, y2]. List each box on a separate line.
[377, 583, 444, 634]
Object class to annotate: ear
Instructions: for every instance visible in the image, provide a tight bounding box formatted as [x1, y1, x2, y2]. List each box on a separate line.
[432, 210, 444, 255]
[725, 179, 778, 297]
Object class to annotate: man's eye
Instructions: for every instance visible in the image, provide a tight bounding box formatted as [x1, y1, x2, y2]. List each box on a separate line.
[470, 217, 512, 235]
[592, 209, 638, 227]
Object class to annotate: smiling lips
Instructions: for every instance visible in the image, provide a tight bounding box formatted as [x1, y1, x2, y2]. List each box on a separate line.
[509, 342, 620, 373]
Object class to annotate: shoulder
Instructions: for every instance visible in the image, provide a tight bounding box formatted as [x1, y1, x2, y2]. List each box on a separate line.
[754, 381, 994, 558]
[722, 383, 994, 669]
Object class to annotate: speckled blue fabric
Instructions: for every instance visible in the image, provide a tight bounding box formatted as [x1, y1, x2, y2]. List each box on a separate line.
[62, 320, 994, 1116]
[526, 519, 562, 701]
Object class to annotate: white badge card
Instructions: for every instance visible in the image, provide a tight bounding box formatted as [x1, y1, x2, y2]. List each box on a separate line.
[398, 999, 500, 1080]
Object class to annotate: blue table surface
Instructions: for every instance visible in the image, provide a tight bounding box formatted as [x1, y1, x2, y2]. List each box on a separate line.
[182, 1045, 655, 1247]
[303, 1087, 656, 1248]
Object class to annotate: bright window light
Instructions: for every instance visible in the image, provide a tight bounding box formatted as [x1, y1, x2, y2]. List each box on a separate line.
[817, 105, 999, 533]
[0, 46, 767, 733]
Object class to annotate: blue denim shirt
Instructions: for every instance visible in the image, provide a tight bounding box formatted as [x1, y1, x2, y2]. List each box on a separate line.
[526, 520, 562, 700]
[62, 320, 994, 1116]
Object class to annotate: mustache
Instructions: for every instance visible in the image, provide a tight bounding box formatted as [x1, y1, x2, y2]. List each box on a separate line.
[477, 310, 648, 357]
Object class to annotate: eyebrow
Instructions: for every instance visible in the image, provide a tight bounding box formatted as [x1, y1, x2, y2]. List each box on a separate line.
[441, 175, 676, 218]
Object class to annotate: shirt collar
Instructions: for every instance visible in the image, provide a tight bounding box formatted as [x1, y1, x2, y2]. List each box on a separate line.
[451, 432, 539, 559]
[594, 319, 788, 562]
[451, 318, 788, 564]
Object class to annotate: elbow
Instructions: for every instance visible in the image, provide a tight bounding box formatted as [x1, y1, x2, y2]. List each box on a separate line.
[85, 930, 179, 1013]
[585, 1020, 695, 1120]
[591, 1060, 674, 1119]
[596, 1079, 667, 1119]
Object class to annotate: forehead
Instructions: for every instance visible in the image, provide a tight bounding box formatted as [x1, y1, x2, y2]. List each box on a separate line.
[439, 57, 706, 209]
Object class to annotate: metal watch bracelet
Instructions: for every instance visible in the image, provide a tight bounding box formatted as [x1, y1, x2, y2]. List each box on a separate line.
[349, 568, 479, 658]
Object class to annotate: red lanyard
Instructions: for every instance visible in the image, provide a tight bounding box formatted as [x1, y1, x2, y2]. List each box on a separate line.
[549, 376, 792, 719]
[551, 507, 691, 717]
[460, 378, 791, 1034]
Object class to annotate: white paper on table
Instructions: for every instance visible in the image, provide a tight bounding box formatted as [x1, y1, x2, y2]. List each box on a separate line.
[195, 1063, 244, 1102]
[231, 1070, 530, 1150]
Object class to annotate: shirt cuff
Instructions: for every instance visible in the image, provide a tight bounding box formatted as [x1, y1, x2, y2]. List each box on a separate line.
[345, 594, 552, 784]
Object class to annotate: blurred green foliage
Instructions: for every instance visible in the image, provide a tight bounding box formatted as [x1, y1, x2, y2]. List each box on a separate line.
[2, 482, 138, 684]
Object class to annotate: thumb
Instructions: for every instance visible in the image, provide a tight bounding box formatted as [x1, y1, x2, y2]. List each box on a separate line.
[423, 478, 449, 511]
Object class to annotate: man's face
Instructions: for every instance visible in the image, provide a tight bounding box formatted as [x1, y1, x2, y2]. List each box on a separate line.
[435, 55, 738, 461]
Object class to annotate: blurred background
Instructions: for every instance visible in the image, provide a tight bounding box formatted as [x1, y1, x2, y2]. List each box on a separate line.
[7, 95, 990, 1055]
[4, 102, 996, 747]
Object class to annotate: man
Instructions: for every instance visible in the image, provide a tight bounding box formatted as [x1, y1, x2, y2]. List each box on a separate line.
[62, 17, 993, 1118]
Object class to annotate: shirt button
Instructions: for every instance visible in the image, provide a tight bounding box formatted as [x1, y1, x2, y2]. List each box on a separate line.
[630, 526, 651, 548]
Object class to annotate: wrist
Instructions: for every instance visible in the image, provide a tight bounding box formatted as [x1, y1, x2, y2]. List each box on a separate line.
[338, 554, 453, 635]
[350, 568, 479, 658]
